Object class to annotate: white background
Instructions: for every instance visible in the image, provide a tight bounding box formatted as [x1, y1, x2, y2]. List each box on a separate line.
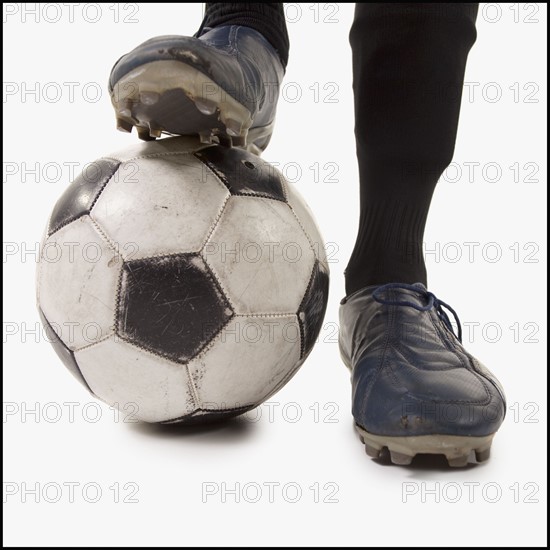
[3, 2, 547, 547]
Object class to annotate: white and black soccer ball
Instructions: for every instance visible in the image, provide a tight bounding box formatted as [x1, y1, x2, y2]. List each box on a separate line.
[36, 137, 329, 423]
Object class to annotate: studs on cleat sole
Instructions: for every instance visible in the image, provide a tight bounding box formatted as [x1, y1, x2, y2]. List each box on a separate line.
[389, 451, 413, 466]
[140, 91, 159, 105]
[356, 425, 496, 467]
[137, 127, 155, 141]
[475, 447, 491, 463]
[110, 62, 262, 150]
[148, 122, 162, 138]
[116, 117, 133, 133]
[225, 118, 243, 137]
[364, 443, 382, 459]
[231, 134, 247, 147]
[111, 85, 262, 150]
[218, 135, 233, 147]
[195, 98, 217, 116]
[447, 455, 470, 468]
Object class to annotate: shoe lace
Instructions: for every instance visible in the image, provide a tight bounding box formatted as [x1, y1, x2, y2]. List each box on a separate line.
[372, 283, 462, 343]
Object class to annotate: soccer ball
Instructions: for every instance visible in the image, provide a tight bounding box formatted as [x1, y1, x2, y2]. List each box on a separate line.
[36, 137, 329, 423]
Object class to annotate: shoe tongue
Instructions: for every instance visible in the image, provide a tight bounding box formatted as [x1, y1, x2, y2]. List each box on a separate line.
[392, 283, 431, 308]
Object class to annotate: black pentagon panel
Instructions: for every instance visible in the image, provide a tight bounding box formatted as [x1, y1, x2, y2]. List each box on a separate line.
[38, 308, 93, 393]
[48, 158, 120, 236]
[117, 254, 233, 363]
[194, 145, 286, 202]
[298, 260, 330, 359]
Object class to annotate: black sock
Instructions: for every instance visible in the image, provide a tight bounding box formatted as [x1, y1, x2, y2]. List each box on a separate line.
[196, 3, 289, 69]
[345, 3, 479, 295]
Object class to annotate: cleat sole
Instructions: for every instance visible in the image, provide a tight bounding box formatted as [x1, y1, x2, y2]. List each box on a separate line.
[356, 424, 496, 468]
[110, 60, 272, 153]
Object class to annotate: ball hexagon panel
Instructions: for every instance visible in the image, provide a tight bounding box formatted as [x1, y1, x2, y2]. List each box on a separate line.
[38, 215, 120, 351]
[38, 308, 92, 393]
[187, 314, 301, 409]
[117, 253, 233, 363]
[75, 337, 195, 423]
[194, 145, 286, 201]
[203, 196, 315, 315]
[285, 182, 328, 270]
[47, 158, 120, 236]
[91, 154, 229, 260]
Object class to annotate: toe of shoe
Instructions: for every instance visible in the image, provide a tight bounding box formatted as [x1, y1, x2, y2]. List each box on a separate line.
[352, 354, 506, 437]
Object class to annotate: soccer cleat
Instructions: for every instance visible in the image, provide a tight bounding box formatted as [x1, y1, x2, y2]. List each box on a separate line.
[339, 283, 506, 467]
[109, 26, 284, 154]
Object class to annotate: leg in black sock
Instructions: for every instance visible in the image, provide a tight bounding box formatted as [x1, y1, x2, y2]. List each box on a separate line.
[345, 3, 479, 295]
[197, 3, 289, 69]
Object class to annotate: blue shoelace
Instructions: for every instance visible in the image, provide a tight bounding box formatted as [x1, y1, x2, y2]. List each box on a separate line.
[372, 283, 463, 343]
